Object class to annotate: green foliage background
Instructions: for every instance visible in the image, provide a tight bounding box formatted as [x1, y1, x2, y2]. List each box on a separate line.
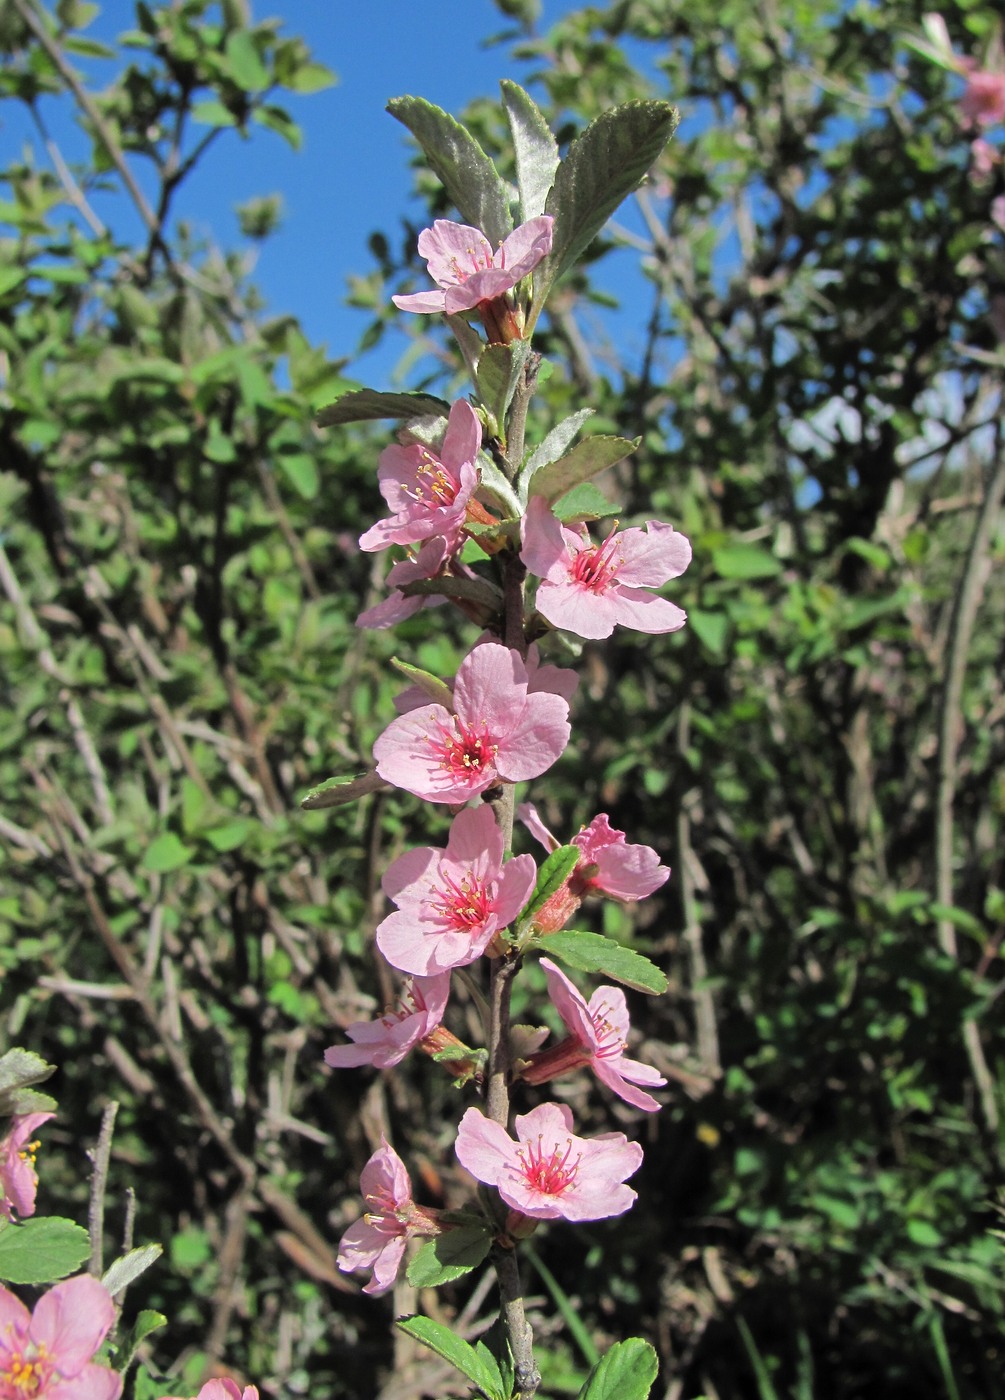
[1, 1, 1003, 1397]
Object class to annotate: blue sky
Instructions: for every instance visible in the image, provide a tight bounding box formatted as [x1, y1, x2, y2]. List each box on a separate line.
[2, 1, 673, 386]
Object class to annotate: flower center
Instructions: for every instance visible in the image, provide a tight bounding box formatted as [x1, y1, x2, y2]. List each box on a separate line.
[450, 238, 495, 282]
[515, 1134, 581, 1196]
[411, 449, 459, 508]
[431, 720, 498, 784]
[432, 871, 493, 931]
[17, 1140, 41, 1170]
[1, 1351, 51, 1399]
[590, 1000, 627, 1059]
[570, 525, 622, 593]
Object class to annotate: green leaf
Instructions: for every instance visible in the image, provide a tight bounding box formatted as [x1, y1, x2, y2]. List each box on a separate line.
[502, 79, 559, 222]
[532, 102, 679, 319]
[476, 339, 531, 428]
[519, 845, 581, 929]
[528, 436, 639, 506]
[203, 819, 255, 853]
[280, 60, 335, 94]
[224, 30, 269, 91]
[712, 544, 781, 580]
[142, 833, 194, 873]
[252, 103, 302, 149]
[300, 770, 387, 810]
[316, 388, 449, 428]
[276, 452, 318, 500]
[0, 266, 26, 297]
[102, 1243, 163, 1296]
[687, 608, 728, 657]
[387, 97, 513, 248]
[906, 1218, 942, 1247]
[537, 931, 668, 995]
[64, 35, 115, 57]
[552, 482, 620, 523]
[390, 657, 453, 708]
[406, 1226, 492, 1287]
[117, 1310, 168, 1376]
[0, 1048, 56, 1100]
[192, 100, 238, 128]
[576, 1338, 660, 1400]
[0, 1217, 91, 1284]
[520, 409, 593, 485]
[396, 1315, 504, 1399]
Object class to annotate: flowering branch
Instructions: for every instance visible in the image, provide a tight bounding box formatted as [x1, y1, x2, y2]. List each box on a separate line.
[317, 83, 682, 1400]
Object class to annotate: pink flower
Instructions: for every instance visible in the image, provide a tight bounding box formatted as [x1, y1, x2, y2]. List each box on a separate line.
[520, 804, 670, 902]
[376, 806, 537, 976]
[519, 960, 666, 1112]
[454, 1101, 642, 1221]
[324, 974, 450, 1069]
[993, 195, 1005, 232]
[521, 496, 692, 640]
[961, 65, 1005, 128]
[0, 1275, 122, 1400]
[166, 1381, 259, 1400]
[337, 1139, 440, 1296]
[0, 1112, 54, 1221]
[392, 217, 553, 317]
[359, 402, 482, 554]
[373, 643, 571, 804]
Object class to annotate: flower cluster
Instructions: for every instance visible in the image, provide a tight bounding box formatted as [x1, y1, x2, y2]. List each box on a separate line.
[324, 210, 687, 1301]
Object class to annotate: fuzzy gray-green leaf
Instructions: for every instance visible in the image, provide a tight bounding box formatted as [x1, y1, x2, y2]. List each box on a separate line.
[502, 79, 559, 223]
[387, 96, 512, 247]
[532, 101, 678, 318]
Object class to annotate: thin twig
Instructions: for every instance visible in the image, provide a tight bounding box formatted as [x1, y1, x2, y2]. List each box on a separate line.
[11, 0, 168, 257]
[87, 1100, 119, 1277]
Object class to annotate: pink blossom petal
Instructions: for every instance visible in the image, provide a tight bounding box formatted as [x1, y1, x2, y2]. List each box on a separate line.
[391, 289, 448, 314]
[0, 1283, 30, 1340]
[613, 521, 693, 587]
[517, 801, 560, 852]
[30, 1275, 116, 1375]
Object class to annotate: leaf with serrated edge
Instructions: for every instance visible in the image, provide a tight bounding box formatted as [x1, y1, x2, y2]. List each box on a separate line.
[0, 1217, 90, 1284]
[536, 931, 668, 995]
[476, 339, 531, 429]
[502, 80, 559, 223]
[102, 1243, 163, 1296]
[576, 1338, 660, 1400]
[316, 389, 449, 428]
[529, 436, 640, 506]
[531, 102, 678, 322]
[406, 1227, 492, 1287]
[396, 1315, 502, 1398]
[518, 846, 580, 930]
[553, 482, 621, 523]
[300, 771, 388, 810]
[519, 409, 593, 489]
[0, 1090, 57, 1117]
[0, 1049, 56, 1095]
[387, 97, 512, 248]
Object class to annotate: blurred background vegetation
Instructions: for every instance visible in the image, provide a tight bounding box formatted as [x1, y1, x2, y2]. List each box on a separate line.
[1, 1, 1003, 1397]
